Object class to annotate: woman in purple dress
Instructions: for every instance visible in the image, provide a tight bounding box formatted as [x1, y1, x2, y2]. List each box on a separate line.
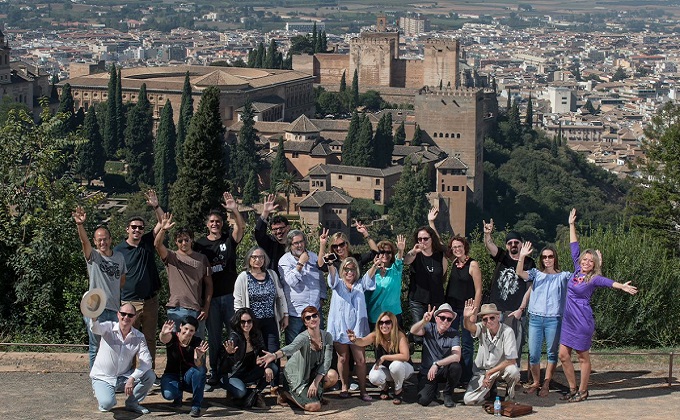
[558, 208, 638, 403]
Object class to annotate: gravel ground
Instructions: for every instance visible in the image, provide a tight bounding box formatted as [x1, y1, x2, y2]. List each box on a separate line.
[1, 351, 678, 419]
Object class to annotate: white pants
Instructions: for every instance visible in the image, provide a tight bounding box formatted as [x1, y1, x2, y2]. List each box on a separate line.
[368, 360, 414, 392]
[463, 364, 520, 405]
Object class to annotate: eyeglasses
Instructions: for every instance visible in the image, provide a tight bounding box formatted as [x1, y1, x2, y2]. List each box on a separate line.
[240, 319, 253, 325]
[331, 241, 347, 250]
[417, 237, 431, 242]
[541, 254, 555, 260]
[176, 238, 191, 243]
[250, 255, 265, 260]
[378, 250, 393, 255]
[451, 244, 464, 250]
[119, 311, 135, 319]
[506, 240, 521, 246]
[129, 225, 145, 231]
[292, 240, 305, 246]
[271, 226, 287, 232]
[304, 313, 319, 321]
[437, 315, 454, 322]
[482, 316, 497, 322]
[378, 319, 392, 326]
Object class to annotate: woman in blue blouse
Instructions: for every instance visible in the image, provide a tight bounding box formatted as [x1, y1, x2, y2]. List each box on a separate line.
[364, 235, 406, 330]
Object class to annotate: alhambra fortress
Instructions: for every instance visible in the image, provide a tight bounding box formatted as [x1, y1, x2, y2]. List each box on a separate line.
[58, 16, 497, 237]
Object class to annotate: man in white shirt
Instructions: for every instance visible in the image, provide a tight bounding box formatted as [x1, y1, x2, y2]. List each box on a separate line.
[89, 303, 156, 414]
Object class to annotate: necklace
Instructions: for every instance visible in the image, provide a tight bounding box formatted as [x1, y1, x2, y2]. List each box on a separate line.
[422, 255, 435, 273]
[455, 256, 469, 269]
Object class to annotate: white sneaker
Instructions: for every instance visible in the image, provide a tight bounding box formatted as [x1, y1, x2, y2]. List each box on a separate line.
[125, 403, 150, 414]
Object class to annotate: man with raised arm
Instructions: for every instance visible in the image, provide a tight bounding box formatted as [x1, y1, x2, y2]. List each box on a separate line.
[74, 206, 127, 369]
[255, 194, 290, 271]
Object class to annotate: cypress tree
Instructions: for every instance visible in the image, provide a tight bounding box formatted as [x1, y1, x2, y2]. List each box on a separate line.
[525, 94, 533, 128]
[270, 137, 287, 193]
[247, 49, 256, 68]
[176, 71, 193, 171]
[372, 112, 393, 168]
[351, 69, 359, 110]
[255, 43, 265, 68]
[115, 68, 125, 148]
[321, 30, 328, 52]
[232, 101, 260, 191]
[242, 170, 259, 206]
[170, 86, 226, 228]
[315, 29, 323, 53]
[76, 105, 106, 184]
[354, 115, 374, 167]
[74, 107, 85, 129]
[342, 111, 360, 165]
[312, 22, 318, 52]
[394, 121, 406, 145]
[265, 39, 276, 69]
[103, 66, 118, 157]
[411, 124, 422, 146]
[388, 157, 429, 233]
[506, 89, 511, 111]
[57, 83, 76, 134]
[339, 70, 347, 93]
[124, 83, 154, 187]
[154, 100, 177, 209]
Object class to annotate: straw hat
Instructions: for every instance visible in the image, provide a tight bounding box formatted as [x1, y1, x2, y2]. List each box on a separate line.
[80, 288, 107, 319]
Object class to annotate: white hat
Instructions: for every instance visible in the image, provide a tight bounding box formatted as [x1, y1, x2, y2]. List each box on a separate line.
[80, 288, 107, 319]
[434, 303, 457, 320]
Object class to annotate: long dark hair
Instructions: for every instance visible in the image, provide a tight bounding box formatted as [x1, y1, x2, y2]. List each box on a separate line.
[230, 308, 265, 349]
[538, 245, 561, 271]
[413, 225, 445, 253]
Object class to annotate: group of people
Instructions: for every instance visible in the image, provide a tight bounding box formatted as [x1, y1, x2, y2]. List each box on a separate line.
[76, 189, 638, 415]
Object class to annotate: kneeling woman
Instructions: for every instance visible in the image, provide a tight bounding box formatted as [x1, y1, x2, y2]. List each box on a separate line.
[347, 311, 413, 404]
[258, 306, 339, 412]
[159, 317, 208, 417]
[219, 308, 277, 408]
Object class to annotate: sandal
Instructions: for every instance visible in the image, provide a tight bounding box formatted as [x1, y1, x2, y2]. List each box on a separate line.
[360, 393, 373, 402]
[380, 389, 391, 400]
[392, 391, 403, 405]
[568, 390, 589, 403]
[560, 388, 577, 401]
[338, 391, 350, 398]
[523, 384, 541, 395]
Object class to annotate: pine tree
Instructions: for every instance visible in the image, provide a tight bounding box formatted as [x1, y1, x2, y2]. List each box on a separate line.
[57, 83, 76, 135]
[103, 66, 118, 157]
[170, 86, 227, 228]
[243, 170, 259, 206]
[270, 137, 287, 193]
[232, 101, 260, 192]
[394, 121, 406, 145]
[525, 94, 533, 128]
[76, 106, 106, 184]
[115, 68, 125, 149]
[124, 84, 154, 187]
[411, 124, 422, 146]
[351, 69, 359, 110]
[342, 111, 360, 165]
[154, 100, 177, 209]
[176, 72, 194, 171]
[339, 70, 347, 92]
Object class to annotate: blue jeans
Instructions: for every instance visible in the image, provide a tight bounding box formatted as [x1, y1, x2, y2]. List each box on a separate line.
[285, 312, 324, 345]
[207, 294, 235, 374]
[161, 366, 207, 408]
[84, 309, 119, 369]
[91, 369, 155, 411]
[222, 364, 279, 398]
[528, 314, 562, 365]
[167, 307, 206, 339]
[451, 308, 474, 383]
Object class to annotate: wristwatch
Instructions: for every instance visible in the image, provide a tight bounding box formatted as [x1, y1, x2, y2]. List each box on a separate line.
[434, 361, 440, 368]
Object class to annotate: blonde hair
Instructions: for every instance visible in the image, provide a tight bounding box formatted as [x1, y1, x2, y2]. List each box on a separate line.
[373, 311, 400, 354]
[339, 257, 361, 282]
[578, 249, 602, 282]
[330, 232, 353, 255]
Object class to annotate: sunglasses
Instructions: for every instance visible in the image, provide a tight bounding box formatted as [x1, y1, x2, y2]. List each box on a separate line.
[417, 237, 431, 242]
[304, 313, 319, 321]
[119, 311, 135, 319]
[343, 267, 357, 273]
[331, 241, 347, 250]
[541, 254, 555, 260]
[437, 315, 454, 322]
[240, 319, 253, 325]
[271, 226, 287, 232]
[378, 250, 393, 255]
[129, 225, 145, 231]
[482, 316, 497, 322]
[378, 319, 392, 326]
[250, 255, 265, 260]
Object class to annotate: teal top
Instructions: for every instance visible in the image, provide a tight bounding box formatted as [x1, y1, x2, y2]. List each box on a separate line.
[365, 258, 404, 323]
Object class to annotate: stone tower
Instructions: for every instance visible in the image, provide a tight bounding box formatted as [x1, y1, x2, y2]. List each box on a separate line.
[349, 16, 400, 88]
[0, 29, 12, 85]
[423, 39, 459, 89]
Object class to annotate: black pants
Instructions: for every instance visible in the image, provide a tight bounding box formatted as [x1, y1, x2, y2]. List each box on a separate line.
[417, 363, 462, 406]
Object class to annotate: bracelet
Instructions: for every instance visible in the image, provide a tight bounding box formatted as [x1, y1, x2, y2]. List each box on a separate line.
[153, 205, 159, 209]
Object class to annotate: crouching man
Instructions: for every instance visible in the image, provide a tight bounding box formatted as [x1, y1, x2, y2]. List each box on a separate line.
[89, 303, 156, 414]
[462, 299, 520, 405]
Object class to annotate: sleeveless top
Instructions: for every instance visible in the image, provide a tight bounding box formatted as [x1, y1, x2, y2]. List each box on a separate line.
[446, 257, 476, 310]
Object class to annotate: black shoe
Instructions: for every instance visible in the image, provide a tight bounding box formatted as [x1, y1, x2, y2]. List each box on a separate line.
[443, 393, 456, 408]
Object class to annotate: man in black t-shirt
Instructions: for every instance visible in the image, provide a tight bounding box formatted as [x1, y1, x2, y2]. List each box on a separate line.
[194, 192, 245, 386]
[482, 219, 535, 367]
[254, 194, 290, 271]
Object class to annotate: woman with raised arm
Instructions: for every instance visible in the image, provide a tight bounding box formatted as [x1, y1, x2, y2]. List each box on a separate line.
[516, 240, 571, 397]
[364, 235, 406, 330]
[218, 308, 277, 409]
[257, 305, 339, 412]
[558, 208, 638, 403]
[347, 311, 413, 404]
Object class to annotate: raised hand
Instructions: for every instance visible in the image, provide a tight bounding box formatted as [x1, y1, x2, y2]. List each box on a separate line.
[263, 194, 279, 215]
[463, 298, 477, 320]
[319, 228, 329, 246]
[160, 213, 175, 231]
[72, 206, 86, 225]
[355, 221, 369, 237]
[519, 241, 533, 258]
[422, 304, 435, 323]
[161, 320, 175, 335]
[428, 207, 439, 222]
[195, 340, 209, 357]
[569, 208, 577, 225]
[396, 234, 406, 252]
[223, 339, 238, 354]
[145, 189, 159, 208]
[483, 219, 494, 234]
[222, 192, 238, 212]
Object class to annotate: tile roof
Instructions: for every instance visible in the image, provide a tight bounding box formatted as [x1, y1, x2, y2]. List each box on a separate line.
[298, 189, 353, 208]
[308, 163, 403, 177]
[288, 114, 320, 133]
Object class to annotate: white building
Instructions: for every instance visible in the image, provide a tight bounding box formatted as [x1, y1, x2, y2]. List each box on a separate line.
[548, 86, 574, 113]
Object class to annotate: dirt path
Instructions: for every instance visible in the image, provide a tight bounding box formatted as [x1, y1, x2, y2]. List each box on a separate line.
[1, 351, 678, 419]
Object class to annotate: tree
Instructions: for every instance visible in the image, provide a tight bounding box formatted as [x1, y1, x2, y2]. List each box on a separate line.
[232, 101, 260, 192]
[276, 173, 302, 214]
[314, 27, 323, 53]
[359, 90, 382, 111]
[506, 89, 512, 111]
[627, 102, 680, 251]
[354, 115, 374, 167]
[115, 68, 125, 150]
[339, 70, 347, 93]
[612, 66, 627, 82]
[388, 157, 430, 234]
[264, 39, 277, 69]
[342, 111, 360, 165]
[242, 170, 259, 206]
[76, 106, 106, 184]
[154, 100, 177, 210]
[372, 112, 394, 168]
[0, 96, 30, 125]
[394, 121, 406, 145]
[321, 30, 328, 52]
[312, 22, 318, 52]
[411, 124, 422, 146]
[103, 66, 118, 157]
[57, 83, 76, 135]
[170, 86, 227, 229]
[351, 69, 359, 110]
[176, 72, 193, 171]
[255, 42, 265, 68]
[584, 99, 597, 114]
[270, 137, 287, 193]
[316, 91, 343, 116]
[525, 94, 533, 128]
[124, 84, 154, 187]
